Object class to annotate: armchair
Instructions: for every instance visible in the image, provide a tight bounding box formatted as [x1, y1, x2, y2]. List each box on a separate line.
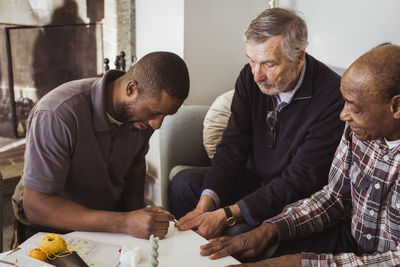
[158, 105, 210, 209]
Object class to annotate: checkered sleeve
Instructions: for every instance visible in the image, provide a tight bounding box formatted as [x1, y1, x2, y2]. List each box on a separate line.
[301, 245, 400, 266]
[266, 127, 353, 242]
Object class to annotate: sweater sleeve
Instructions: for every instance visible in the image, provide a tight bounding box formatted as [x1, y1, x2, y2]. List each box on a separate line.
[201, 65, 255, 204]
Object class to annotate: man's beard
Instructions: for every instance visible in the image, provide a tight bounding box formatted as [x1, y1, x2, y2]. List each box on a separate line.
[116, 101, 133, 124]
[257, 63, 299, 96]
[116, 101, 139, 130]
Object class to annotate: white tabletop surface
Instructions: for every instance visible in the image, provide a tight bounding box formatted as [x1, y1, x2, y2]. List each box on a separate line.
[0, 224, 240, 266]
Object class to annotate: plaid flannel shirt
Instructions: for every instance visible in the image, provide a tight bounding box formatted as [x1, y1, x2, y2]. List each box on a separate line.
[267, 125, 400, 266]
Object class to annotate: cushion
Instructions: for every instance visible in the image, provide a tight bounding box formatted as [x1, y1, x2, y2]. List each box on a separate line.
[169, 165, 194, 181]
[203, 90, 234, 158]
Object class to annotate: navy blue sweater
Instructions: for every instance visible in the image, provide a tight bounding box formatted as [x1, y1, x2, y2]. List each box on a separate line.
[201, 54, 345, 226]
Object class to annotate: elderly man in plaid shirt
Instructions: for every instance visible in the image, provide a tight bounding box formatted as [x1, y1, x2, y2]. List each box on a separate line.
[200, 43, 400, 266]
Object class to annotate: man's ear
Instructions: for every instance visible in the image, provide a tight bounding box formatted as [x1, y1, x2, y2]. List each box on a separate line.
[390, 95, 400, 119]
[297, 49, 306, 63]
[126, 80, 139, 97]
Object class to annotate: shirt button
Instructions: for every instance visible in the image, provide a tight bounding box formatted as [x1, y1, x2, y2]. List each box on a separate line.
[374, 183, 381, 189]
[383, 155, 390, 161]
[396, 202, 400, 209]
[369, 210, 375, 216]
[366, 234, 372, 240]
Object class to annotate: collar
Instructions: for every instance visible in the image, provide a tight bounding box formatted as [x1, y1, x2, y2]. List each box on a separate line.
[274, 59, 307, 111]
[345, 124, 400, 155]
[385, 138, 400, 150]
[107, 112, 123, 126]
[291, 53, 314, 101]
[91, 70, 125, 132]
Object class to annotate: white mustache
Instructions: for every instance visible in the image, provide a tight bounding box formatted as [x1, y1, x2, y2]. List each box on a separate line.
[257, 81, 275, 88]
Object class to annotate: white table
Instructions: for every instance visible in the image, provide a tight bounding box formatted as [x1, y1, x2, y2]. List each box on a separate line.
[0, 225, 240, 266]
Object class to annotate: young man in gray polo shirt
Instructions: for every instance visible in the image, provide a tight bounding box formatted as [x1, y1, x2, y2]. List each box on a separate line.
[12, 51, 190, 242]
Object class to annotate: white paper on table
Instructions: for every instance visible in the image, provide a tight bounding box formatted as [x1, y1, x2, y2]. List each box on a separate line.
[65, 222, 241, 267]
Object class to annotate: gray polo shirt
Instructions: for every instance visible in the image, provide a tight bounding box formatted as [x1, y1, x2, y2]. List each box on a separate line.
[13, 70, 153, 223]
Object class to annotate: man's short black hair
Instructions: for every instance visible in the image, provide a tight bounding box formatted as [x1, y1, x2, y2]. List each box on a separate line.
[127, 51, 190, 100]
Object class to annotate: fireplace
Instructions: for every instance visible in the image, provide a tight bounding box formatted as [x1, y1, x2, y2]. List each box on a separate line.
[0, 23, 103, 138]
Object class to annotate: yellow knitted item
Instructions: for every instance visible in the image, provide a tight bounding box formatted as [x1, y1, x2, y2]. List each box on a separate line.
[39, 233, 68, 255]
[29, 248, 47, 262]
[29, 233, 74, 261]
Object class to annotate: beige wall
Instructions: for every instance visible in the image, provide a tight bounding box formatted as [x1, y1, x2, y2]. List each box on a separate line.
[280, 0, 400, 69]
[183, 0, 267, 105]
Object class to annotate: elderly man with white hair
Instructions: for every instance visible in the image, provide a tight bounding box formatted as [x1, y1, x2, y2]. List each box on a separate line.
[169, 7, 345, 242]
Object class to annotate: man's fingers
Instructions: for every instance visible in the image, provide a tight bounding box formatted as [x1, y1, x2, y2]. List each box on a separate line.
[178, 215, 202, 231]
[200, 236, 229, 249]
[200, 240, 225, 256]
[209, 244, 237, 260]
[176, 212, 196, 225]
[150, 220, 170, 230]
[153, 212, 175, 222]
[176, 209, 203, 227]
[200, 240, 216, 251]
[208, 237, 223, 243]
[200, 237, 240, 259]
[148, 206, 172, 215]
[149, 206, 175, 218]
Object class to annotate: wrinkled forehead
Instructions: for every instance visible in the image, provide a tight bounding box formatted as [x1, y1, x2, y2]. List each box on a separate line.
[341, 65, 380, 100]
[245, 37, 284, 61]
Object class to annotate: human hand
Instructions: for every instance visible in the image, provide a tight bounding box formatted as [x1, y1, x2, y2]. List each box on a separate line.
[175, 194, 216, 227]
[200, 223, 277, 260]
[175, 207, 205, 230]
[177, 209, 226, 239]
[123, 207, 174, 239]
[225, 254, 302, 267]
